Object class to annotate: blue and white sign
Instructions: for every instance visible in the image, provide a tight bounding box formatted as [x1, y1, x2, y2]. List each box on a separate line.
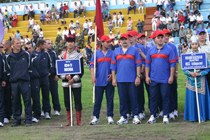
[181, 53, 207, 70]
[56, 59, 81, 75]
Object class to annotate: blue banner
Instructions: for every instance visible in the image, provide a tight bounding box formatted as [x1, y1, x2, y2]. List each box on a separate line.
[56, 59, 81, 75]
[181, 53, 207, 70]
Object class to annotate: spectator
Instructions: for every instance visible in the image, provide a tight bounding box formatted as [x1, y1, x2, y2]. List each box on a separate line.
[179, 26, 186, 43]
[55, 12, 60, 24]
[168, 8, 175, 19]
[164, 0, 170, 11]
[33, 22, 40, 32]
[196, 0, 203, 10]
[3, 9, 8, 16]
[136, 19, 144, 34]
[182, 41, 188, 54]
[86, 42, 92, 64]
[20, 36, 24, 46]
[51, 4, 57, 16]
[24, 35, 31, 44]
[39, 11, 46, 26]
[174, 9, 179, 17]
[128, 0, 136, 14]
[178, 12, 185, 26]
[192, 7, 199, 15]
[158, 21, 166, 30]
[156, 17, 160, 29]
[12, 12, 18, 27]
[83, 20, 89, 35]
[45, 4, 51, 15]
[169, 35, 174, 43]
[160, 9, 166, 17]
[69, 20, 76, 28]
[102, 1, 108, 12]
[115, 30, 121, 39]
[73, 2, 79, 18]
[206, 26, 210, 41]
[88, 19, 93, 29]
[109, 31, 115, 40]
[31, 36, 36, 47]
[107, 18, 113, 32]
[152, 15, 157, 31]
[78, 1, 86, 18]
[103, 6, 110, 22]
[70, 27, 75, 35]
[88, 26, 95, 42]
[55, 34, 63, 45]
[181, 6, 190, 24]
[60, 17, 66, 25]
[32, 29, 38, 41]
[27, 17, 34, 32]
[186, 27, 192, 43]
[191, 0, 197, 9]
[111, 12, 118, 28]
[9, 14, 13, 25]
[127, 17, 133, 31]
[11, 31, 15, 39]
[29, 5, 35, 18]
[46, 11, 51, 25]
[189, 12, 196, 29]
[185, 0, 191, 9]
[56, 28, 61, 36]
[51, 11, 55, 24]
[38, 28, 44, 39]
[173, 15, 178, 23]
[156, 0, 163, 11]
[117, 12, 124, 27]
[195, 12, 204, 29]
[154, 10, 159, 17]
[59, 4, 64, 18]
[4, 15, 9, 22]
[78, 32, 84, 48]
[76, 20, 81, 30]
[15, 30, 21, 38]
[138, 0, 144, 14]
[178, 42, 182, 57]
[23, 5, 30, 20]
[55, 40, 65, 55]
[146, 37, 154, 48]
[165, 14, 172, 24]
[3, 20, 10, 33]
[63, 3, 69, 18]
[170, 0, 175, 9]
[167, 20, 173, 32]
[160, 15, 166, 24]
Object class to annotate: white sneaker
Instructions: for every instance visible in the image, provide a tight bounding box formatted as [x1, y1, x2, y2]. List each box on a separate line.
[159, 111, 163, 118]
[55, 110, 60, 116]
[116, 116, 128, 125]
[139, 113, 145, 120]
[90, 116, 99, 125]
[32, 117, 39, 123]
[126, 113, 132, 121]
[147, 115, 156, 124]
[163, 115, 169, 124]
[41, 111, 44, 117]
[174, 110, 178, 117]
[133, 115, 141, 124]
[4, 118, 9, 124]
[0, 122, 4, 127]
[169, 112, 175, 120]
[45, 112, 51, 119]
[107, 116, 114, 124]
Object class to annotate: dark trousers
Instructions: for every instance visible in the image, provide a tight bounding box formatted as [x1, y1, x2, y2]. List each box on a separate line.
[74, 10, 78, 18]
[196, 2, 202, 9]
[149, 81, 171, 116]
[118, 82, 138, 118]
[93, 84, 114, 118]
[0, 82, 3, 123]
[3, 82, 12, 119]
[157, 5, 162, 11]
[49, 75, 61, 112]
[11, 80, 32, 124]
[172, 30, 179, 37]
[64, 10, 68, 18]
[60, 12, 64, 18]
[31, 78, 41, 119]
[39, 76, 51, 114]
[23, 14, 29, 20]
[128, 6, 136, 14]
[179, 37, 186, 43]
[83, 28, 88, 35]
[189, 21, 195, 29]
[88, 35, 95, 42]
[138, 27, 143, 34]
[63, 87, 82, 111]
[170, 3, 175, 9]
[137, 80, 145, 113]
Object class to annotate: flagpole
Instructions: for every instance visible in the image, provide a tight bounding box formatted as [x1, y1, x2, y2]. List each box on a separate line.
[194, 69, 201, 124]
[93, 26, 97, 103]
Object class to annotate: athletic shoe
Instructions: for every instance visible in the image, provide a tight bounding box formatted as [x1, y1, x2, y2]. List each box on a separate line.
[133, 115, 141, 124]
[163, 115, 169, 124]
[139, 113, 145, 120]
[159, 110, 163, 118]
[55, 110, 60, 116]
[174, 110, 178, 117]
[126, 113, 132, 121]
[107, 116, 114, 124]
[41, 111, 44, 117]
[0, 122, 4, 127]
[89, 116, 99, 125]
[116, 116, 128, 125]
[32, 117, 39, 123]
[45, 112, 51, 119]
[147, 115, 156, 124]
[169, 112, 175, 120]
[4, 118, 9, 124]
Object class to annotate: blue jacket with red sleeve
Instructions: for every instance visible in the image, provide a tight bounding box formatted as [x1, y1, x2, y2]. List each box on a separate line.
[145, 44, 176, 83]
[168, 43, 179, 63]
[90, 49, 113, 86]
[110, 46, 142, 82]
[134, 43, 145, 64]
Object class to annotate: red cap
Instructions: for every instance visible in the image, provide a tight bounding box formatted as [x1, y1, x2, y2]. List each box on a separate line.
[120, 33, 129, 39]
[149, 30, 164, 38]
[162, 29, 172, 36]
[127, 31, 135, 37]
[133, 30, 138, 36]
[137, 33, 146, 39]
[100, 35, 112, 42]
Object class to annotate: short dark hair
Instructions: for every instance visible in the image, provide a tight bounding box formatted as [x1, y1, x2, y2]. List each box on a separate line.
[26, 42, 32, 46]
[36, 40, 45, 47]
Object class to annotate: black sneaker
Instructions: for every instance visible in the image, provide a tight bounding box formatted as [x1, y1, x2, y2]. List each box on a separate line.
[26, 123, 32, 127]
[11, 122, 21, 127]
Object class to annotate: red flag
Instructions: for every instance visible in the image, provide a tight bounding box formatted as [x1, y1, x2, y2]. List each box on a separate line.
[95, 0, 104, 40]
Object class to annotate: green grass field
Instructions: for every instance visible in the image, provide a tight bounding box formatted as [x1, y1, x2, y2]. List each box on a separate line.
[1, 64, 210, 140]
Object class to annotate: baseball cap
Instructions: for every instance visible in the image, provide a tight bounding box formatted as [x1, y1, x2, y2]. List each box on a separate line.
[162, 29, 172, 36]
[197, 29, 206, 34]
[100, 35, 112, 42]
[149, 30, 164, 38]
[127, 31, 135, 37]
[137, 33, 146, 39]
[76, 20, 79, 23]
[26, 5, 28, 7]
[120, 33, 129, 39]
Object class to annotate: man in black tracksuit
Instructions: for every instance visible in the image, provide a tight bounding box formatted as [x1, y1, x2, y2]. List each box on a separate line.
[34, 39, 53, 119]
[45, 39, 61, 115]
[26, 42, 41, 123]
[6, 37, 32, 127]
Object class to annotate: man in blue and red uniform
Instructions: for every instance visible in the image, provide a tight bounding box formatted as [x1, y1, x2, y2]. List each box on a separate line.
[111, 33, 142, 125]
[145, 30, 176, 124]
[89, 35, 115, 125]
[162, 29, 179, 119]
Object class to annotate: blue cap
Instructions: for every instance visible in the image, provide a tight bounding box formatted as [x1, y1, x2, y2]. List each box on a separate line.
[197, 29, 206, 34]
[26, 5, 28, 7]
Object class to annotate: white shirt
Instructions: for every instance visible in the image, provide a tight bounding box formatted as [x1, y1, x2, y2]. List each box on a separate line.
[88, 22, 93, 27]
[79, 4, 84, 9]
[71, 30, 75, 35]
[157, 0, 163, 5]
[29, 7, 34, 11]
[189, 15, 196, 22]
[169, 37, 174, 43]
[88, 29, 95, 35]
[165, 17, 172, 24]
[69, 23, 76, 28]
[39, 31, 43, 37]
[29, 19, 34, 25]
[160, 17, 166, 22]
[196, 15, 203, 21]
[62, 30, 69, 39]
[33, 25, 40, 32]
[164, 0, 169, 6]
[118, 15, 124, 20]
[74, 5, 79, 11]
[24, 38, 31, 44]
[83, 22, 88, 29]
[152, 18, 157, 24]
[45, 7, 51, 13]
